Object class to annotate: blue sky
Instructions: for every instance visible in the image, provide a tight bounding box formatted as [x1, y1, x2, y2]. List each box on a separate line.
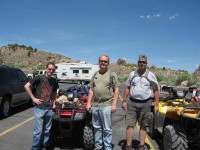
[0, 0, 199, 73]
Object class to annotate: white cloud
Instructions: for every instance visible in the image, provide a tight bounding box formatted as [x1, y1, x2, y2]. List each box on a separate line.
[139, 15, 145, 19]
[169, 14, 179, 20]
[195, 64, 199, 67]
[146, 15, 151, 19]
[153, 13, 161, 17]
[122, 57, 128, 61]
[139, 13, 161, 19]
[167, 60, 175, 63]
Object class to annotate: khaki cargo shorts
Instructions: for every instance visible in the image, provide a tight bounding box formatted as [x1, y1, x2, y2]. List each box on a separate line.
[125, 99, 152, 127]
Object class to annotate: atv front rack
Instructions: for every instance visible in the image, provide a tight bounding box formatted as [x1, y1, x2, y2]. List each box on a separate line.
[53, 105, 89, 137]
[55, 104, 86, 119]
[180, 106, 200, 120]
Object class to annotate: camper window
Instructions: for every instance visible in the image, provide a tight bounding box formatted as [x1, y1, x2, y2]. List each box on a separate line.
[82, 70, 89, 74]
[73, 70, 79, 73]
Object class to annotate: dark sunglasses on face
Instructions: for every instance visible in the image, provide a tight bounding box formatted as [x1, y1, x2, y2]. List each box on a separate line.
[47, 68, 55, 71]
[138, 61, 147, 64]
[100, 60, 108, 63]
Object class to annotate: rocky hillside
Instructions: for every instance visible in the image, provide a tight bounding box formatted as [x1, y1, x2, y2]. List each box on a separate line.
[194, 65, 200, 76]
[110, 61, 190, 77]
[0, 44, 72, 73]
[0, 44, 199, 77]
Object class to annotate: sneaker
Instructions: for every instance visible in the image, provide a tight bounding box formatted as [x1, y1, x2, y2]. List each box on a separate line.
[125, 145, 132, 150]
[138, 145, 145, 150]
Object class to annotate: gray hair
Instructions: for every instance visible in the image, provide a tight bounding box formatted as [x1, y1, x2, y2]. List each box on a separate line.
[138, 54, 147, 61]
[98, 54, 110, 62]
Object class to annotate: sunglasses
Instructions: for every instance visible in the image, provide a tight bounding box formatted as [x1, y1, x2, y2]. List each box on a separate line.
[138, 61, 147, 64]
[47, 68, 55, 71]
[100, 60, 108, 63]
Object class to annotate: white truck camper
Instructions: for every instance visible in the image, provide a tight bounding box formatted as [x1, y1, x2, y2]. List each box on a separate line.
[55, 62, 99, 84]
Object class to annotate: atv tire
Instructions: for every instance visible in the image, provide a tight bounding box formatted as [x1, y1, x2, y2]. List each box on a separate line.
[148, 112, 158, 139]
[83, 123, 95, 150]
[47, 119, 60, 149]
[163, 124, 188, 150]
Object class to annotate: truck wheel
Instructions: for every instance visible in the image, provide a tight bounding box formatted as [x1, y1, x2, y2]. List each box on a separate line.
[148, 112, 158, 139]
[83, 123, 95, 150]
[163, 125, 188, 150]
[0, 97, 11, 118]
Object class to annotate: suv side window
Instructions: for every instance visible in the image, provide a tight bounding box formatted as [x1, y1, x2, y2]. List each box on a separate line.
[0, 69, 8, 84]
[10, 69, 19, 84]
[10, 69, 27, 83]
[17, 70, 27, 82]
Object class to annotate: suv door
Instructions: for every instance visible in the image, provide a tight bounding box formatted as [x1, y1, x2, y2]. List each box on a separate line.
[0, 68, 12, 103]
[9, 69, 29, 107]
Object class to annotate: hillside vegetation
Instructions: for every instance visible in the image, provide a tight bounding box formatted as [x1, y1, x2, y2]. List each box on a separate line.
[0, 44, 200, 87]
[0, 44, 71, 72]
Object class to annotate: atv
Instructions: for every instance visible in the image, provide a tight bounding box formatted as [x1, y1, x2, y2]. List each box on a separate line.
[147, 86, 200, 150]
[50, 85, 95, 150]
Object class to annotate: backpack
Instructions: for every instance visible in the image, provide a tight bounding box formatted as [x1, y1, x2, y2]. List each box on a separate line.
[77, 84, 89, 97]
[130, 69, 158, 91]
[130, 69, 149, 85]
[91, 70, 114, 91]
[66, 84, 90, 98]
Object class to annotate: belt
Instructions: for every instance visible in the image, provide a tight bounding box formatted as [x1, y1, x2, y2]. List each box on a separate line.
[129, 97, 152, 103]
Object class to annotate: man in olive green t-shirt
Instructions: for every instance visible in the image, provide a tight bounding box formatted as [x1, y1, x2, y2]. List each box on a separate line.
[87, 54, 119, 150]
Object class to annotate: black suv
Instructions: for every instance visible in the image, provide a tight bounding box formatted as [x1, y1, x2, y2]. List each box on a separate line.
[0, 65, 30, 118]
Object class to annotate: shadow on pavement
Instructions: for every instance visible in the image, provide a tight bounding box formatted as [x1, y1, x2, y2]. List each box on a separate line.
[54, 137, 83, 149]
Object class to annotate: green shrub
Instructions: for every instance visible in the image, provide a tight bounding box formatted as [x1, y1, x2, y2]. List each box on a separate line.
[118, 74, 129, 83]
[37, 65, 44, 70]
[175, 74, 188, 85]
[156, 74, 166, 82]
[175, 74, 198, 86]
[188, 75, 198, 86]
[27, 51, 31, 57]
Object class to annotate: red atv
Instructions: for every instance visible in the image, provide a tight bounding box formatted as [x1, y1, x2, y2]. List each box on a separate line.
[50, 85, 94, 150]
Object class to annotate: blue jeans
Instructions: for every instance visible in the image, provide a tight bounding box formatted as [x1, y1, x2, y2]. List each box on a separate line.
[92, 106, 112, 150]
[31, 107, 53, 150]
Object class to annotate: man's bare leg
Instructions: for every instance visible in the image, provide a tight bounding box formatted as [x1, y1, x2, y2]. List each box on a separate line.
[139, 125, 146, 145]
[126, 126, 134, 146]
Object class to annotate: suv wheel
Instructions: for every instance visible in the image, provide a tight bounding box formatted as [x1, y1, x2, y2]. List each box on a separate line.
[0, 97, 11, 118]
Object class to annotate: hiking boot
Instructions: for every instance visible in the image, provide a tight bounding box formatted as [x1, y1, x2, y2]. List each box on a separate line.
[125, 145, 132, 150]
[138, 145, 145, 150]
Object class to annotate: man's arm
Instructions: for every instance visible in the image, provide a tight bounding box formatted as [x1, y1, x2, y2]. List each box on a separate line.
[122, 86, 130, 110]
[53, 82, 59, 108]
[24, 82, 42, 105]
[52, 90, 58, 108]
[111, 86, 119, 113]
[86, 88, 94, 111]
[153, 89, 159, 113]
[150, 72, 159, 113]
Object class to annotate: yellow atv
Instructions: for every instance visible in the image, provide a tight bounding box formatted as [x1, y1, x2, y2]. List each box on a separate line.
[148, 86, 200, 150]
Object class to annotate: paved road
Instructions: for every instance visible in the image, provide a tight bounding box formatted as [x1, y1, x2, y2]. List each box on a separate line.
[0, 82, 160, 150]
